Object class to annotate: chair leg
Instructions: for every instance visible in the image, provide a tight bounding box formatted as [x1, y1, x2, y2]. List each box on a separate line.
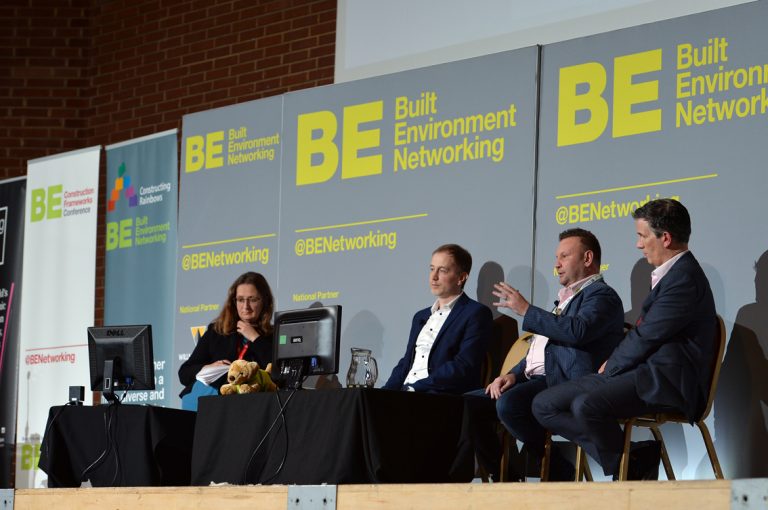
[696, 420, 724, 479]
[617, 418, 635, 481]
[649, 425, 675, 480]
[574, 445, 593, 481]
[581, 449, 593, 481]
[540, 430, 552, 481]
[574, 445, 582, 481]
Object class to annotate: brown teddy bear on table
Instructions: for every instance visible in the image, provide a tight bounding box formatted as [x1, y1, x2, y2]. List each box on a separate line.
[220, 359, 277, 394]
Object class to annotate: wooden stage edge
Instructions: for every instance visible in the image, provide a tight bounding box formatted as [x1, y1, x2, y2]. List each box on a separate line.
[10, 479, 768, 510]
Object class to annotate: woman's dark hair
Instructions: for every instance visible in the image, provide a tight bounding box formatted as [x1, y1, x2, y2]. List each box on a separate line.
[212, 272, 274, 336]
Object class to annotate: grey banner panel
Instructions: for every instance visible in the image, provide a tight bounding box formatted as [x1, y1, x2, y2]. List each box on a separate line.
[175, 97, 283, 400]
[105, 133, 178, 407]
[537, 1, 768, 478]
[279, 48, 539, 386]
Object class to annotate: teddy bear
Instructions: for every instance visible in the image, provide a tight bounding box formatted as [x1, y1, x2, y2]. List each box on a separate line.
[219, 359, 277, 395]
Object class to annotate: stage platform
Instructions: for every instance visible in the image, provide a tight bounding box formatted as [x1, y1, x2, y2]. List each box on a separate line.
[8, 479, 768, 510]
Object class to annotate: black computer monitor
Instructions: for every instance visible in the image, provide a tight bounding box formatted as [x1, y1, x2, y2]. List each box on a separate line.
[273, 305, 341, 389]
[87, 324, 154, 403]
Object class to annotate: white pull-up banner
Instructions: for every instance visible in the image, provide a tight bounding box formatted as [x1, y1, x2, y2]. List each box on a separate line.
[16, 146, 100, 488]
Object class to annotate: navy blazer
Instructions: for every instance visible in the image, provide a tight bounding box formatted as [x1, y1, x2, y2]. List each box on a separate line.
[384, 293, 493, 394]
[605, 252, 717, 422]
[511, 278, 625, 387]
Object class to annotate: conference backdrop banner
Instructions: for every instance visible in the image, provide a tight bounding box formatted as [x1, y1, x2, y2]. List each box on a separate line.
[174, 97, 282, 401]
[16, 146, 99, 488]
[105, 130, 178, 407]
[536, 1, 768, 478]
[279, 47, 539, 384]
[0, 177, 25, 488]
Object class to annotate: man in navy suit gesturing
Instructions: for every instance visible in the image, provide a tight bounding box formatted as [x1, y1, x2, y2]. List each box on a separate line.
[468, 228, 624, 481]
[384, 243, 493, 394]
[533, 199, 717, 480]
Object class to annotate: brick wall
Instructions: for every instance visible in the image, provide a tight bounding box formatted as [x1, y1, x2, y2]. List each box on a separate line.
[2, 0, 337, 323]
[1, 1, 94, 180]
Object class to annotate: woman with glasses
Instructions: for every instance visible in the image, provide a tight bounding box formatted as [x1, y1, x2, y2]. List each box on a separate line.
[179, 272, 274, 410]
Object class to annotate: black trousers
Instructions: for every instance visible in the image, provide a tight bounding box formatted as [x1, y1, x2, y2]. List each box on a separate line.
[464, 376, 548, 480]
[532, 372, 670, 476]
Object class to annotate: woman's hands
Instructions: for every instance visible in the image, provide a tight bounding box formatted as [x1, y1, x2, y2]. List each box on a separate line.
[237, 320, 261, 342]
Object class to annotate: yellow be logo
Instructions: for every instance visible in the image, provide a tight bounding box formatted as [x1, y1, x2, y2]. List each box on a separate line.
[185, 132, 224, 173]
[295, 100, 384, 186]
[20, 443, 40, 470]
[30, 185, 63, 222]
[557, 49, 662, 146]
[106, 218, 133, 251]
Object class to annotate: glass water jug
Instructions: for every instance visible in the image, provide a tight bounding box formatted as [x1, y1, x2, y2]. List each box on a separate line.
[346, 347, 378, 388]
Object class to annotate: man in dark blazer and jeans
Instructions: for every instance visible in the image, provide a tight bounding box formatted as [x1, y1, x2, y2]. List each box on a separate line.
[533, 199, 717, 479]
[467, 228, 624, 481]
[384, 243, 493, 394]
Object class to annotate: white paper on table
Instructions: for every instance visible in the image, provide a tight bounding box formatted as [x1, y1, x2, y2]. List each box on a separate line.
[195, 364, 230, 385]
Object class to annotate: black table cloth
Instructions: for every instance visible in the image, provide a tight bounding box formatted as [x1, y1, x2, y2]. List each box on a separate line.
[191, 388, 472, 485]
[39, 404, 196, 487]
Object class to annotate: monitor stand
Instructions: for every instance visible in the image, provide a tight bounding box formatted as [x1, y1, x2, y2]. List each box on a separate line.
[102, 359, 120, 404]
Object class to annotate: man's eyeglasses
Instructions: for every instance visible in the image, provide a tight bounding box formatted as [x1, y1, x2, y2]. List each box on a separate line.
[236, 297, 261, 306]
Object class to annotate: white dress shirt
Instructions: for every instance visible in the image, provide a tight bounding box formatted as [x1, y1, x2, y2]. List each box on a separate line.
[403, 294, 460, 385]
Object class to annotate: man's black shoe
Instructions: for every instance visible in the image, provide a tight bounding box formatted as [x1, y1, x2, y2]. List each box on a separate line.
[613, 440, 661, 480]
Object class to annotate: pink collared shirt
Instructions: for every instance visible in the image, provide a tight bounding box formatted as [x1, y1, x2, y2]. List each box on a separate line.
[523, 274, 602, 379]
[651, 250, 688, 289]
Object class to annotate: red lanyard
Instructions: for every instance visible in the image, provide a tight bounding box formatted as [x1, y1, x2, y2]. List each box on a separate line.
[237, 340, 249, 360]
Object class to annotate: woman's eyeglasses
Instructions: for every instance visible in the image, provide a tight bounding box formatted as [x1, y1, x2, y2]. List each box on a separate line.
[236, 297, 261, 306]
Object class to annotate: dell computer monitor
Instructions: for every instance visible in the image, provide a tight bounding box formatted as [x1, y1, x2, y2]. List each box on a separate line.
[273, 305, 341, 389]
[88, 324, 154, 403]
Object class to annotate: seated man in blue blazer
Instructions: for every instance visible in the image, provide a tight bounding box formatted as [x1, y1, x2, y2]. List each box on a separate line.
[384, 243, 493, 394]
[467, 228, 624, 481]
[533, 199, 717, 480]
